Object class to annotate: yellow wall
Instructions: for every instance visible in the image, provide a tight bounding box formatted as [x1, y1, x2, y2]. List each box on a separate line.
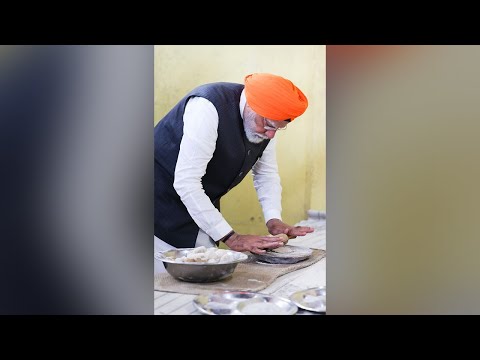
[154, 45, 325, 234]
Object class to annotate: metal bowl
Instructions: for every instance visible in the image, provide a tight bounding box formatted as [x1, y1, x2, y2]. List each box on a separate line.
[155, 248, 248, 283]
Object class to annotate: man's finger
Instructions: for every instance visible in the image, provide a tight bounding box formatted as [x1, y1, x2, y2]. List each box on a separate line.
[290, 227, 314, 234]
[251, 247, 266, 254]
[260, 236, 284, 242]
[260, 241, 284, 249]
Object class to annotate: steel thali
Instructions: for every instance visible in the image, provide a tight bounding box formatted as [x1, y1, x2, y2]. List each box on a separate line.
[193, 291, 298, 315]
[290, 287, 326, 313]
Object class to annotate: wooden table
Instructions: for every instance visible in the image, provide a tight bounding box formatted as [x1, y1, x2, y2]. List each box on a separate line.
[154, 218, 326, 315]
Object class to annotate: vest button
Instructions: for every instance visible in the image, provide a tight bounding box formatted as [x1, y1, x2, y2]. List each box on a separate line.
[247, 150, 251, 156]
[238, 172, 243, 177]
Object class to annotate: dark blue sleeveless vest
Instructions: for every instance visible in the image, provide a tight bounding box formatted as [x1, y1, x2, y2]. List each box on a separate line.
[154, 82, 270, 248]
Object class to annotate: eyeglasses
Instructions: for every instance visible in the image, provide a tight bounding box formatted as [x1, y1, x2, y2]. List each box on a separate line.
[263, 117, 288, 131]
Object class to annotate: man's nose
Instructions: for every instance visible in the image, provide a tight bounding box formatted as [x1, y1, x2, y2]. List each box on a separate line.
[265, 130, 276, 139]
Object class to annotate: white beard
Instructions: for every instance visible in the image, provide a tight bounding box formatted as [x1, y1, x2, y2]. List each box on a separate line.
[243, 110, 268, 144]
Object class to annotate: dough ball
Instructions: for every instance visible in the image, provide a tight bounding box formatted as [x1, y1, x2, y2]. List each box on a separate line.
[268, 233, 289, 244]
[190, 246, 207, 254]
[219, 253, 235, 263]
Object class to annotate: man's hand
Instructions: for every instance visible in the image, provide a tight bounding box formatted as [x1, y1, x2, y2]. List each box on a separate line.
[224, 233, 286, 254]
[266, 218, 314, 239]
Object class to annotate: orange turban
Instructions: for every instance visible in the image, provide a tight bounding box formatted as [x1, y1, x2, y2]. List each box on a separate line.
[244, 73, 308, 121]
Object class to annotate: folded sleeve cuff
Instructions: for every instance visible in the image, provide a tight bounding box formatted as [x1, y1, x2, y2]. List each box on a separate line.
[264, 209, 282, 223]
[207, 220, 234, 242]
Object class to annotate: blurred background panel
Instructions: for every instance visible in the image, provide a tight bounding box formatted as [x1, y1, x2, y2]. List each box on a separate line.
[154, 45, 326, 234]
[0, 45, 153, 314]
[328, 45, 480, 314]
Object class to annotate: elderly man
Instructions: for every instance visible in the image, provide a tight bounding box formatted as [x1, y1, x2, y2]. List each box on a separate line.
[154, 73, 314, 265]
